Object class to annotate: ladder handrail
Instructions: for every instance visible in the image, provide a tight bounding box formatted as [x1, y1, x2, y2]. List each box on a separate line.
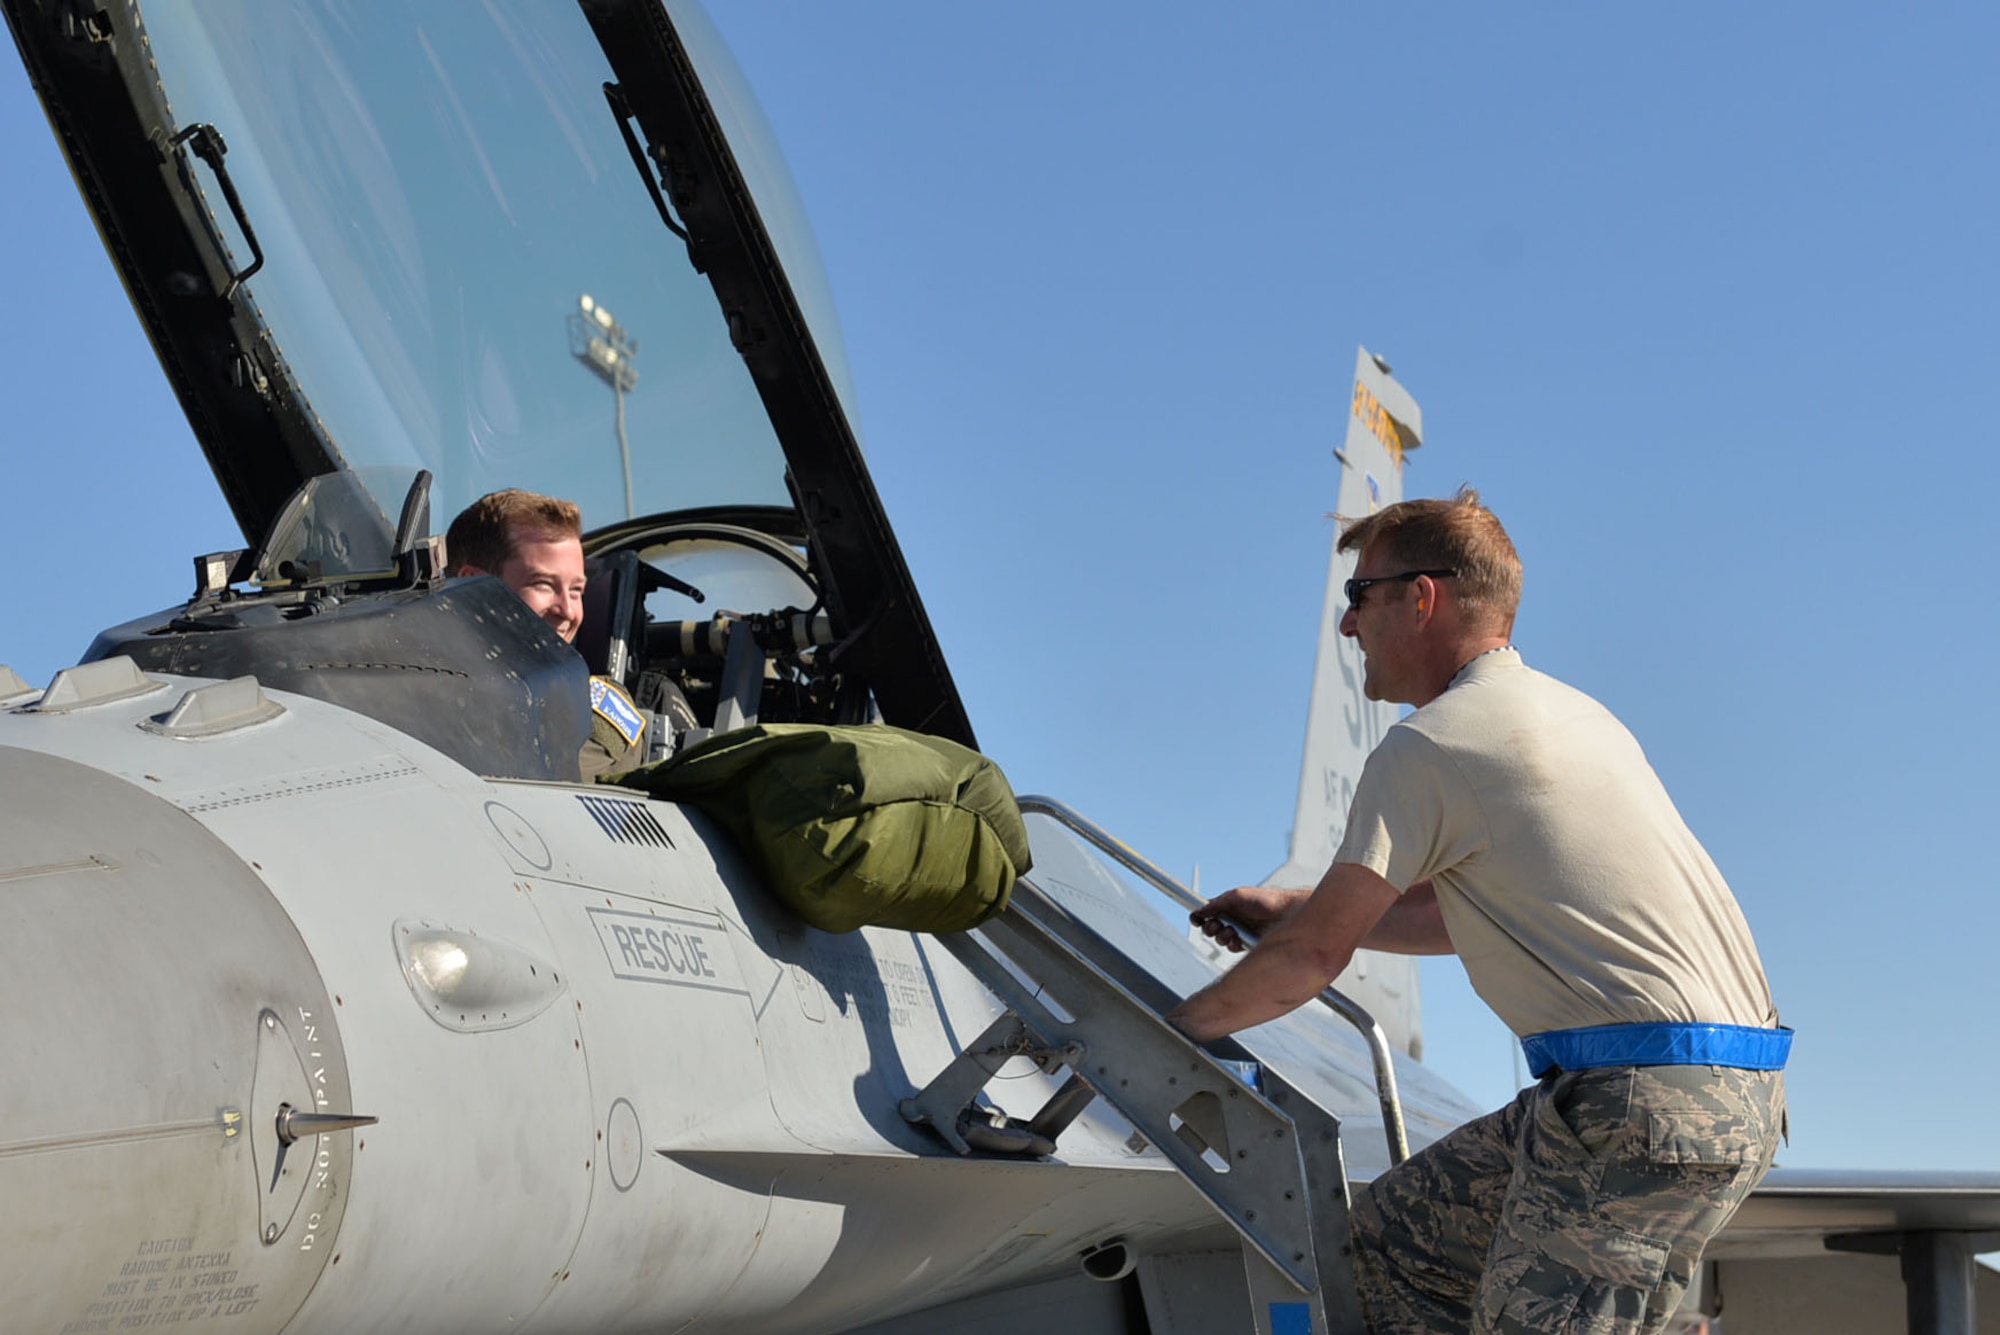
[1016, 793, 1410, 1166]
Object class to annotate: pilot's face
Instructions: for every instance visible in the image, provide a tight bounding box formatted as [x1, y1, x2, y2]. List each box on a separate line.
[496, 528, 587, 643]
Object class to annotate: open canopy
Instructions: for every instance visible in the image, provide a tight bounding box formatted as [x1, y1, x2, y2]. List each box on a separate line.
[6, 0, 971, 742]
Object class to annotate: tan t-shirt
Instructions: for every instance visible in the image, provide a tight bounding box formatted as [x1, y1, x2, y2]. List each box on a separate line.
[1335, 647, 1775, 1038]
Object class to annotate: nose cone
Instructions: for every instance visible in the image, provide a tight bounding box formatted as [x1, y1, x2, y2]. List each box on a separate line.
[0, 746, 354, 1331]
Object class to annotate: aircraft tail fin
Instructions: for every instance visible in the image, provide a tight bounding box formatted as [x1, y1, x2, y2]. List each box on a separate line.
[1262, 347, 1426, 1059]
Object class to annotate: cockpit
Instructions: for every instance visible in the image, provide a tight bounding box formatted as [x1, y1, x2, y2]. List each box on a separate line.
[85, 467, 868, 781]
[581, 512, 857, 748]
[25, 0, 973, 767]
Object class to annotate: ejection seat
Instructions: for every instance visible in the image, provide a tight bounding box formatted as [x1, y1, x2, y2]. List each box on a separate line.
[577, 550, 644, 687]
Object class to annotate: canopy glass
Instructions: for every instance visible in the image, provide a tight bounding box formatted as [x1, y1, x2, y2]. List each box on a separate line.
[135, 0, 855, 534]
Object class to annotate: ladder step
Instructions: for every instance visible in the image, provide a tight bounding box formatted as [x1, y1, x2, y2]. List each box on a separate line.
[922, 901, 1339, 1298]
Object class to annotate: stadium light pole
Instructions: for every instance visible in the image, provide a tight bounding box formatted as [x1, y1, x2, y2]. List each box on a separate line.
[569, 293, 639, 519]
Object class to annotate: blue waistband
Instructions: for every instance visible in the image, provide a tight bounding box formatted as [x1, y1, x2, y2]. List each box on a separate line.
[1521, 1022, 1792, 1079]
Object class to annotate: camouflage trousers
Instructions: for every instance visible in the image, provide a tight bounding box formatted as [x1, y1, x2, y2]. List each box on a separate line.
[1350, 1065, 1784, 1335]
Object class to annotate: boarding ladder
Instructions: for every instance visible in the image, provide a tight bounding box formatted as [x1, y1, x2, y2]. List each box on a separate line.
[900, 795, 1412, 1335]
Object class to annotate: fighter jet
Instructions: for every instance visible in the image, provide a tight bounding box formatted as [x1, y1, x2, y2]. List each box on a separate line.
[2, 4, 1997, 1334]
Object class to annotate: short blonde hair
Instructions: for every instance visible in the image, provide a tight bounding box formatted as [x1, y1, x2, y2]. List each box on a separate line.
[445, 489, 582, 574]
[1337, 487, 1521, 632]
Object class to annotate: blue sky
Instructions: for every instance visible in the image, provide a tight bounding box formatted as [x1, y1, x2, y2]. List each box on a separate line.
[5, 2, 1998, 1182]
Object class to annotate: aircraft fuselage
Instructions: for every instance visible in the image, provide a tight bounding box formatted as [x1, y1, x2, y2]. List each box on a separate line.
[0, 671, 1218, 1335]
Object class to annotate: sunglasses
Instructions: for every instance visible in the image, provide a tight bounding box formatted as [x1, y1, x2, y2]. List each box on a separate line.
[1344, 569, 1458, 606]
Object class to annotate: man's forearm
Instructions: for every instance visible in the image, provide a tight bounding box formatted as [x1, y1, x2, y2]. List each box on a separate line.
[1167, 935, 1352, 1042]
[1175, 888, 1448, 1042]
[1169, 862, 1401, 1042]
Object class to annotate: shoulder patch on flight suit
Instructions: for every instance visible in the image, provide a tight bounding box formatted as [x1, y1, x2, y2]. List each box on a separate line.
[590, 676, 646, 747]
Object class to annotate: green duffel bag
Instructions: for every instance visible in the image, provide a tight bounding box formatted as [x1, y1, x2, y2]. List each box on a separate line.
[611, 722, 1030, 934]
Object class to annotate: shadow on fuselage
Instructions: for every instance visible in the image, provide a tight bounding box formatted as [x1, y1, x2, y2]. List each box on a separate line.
[708, 837, 968, 1153]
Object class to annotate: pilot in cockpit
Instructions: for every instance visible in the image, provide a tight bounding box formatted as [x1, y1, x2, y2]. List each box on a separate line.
[443, 489, 646, 779]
